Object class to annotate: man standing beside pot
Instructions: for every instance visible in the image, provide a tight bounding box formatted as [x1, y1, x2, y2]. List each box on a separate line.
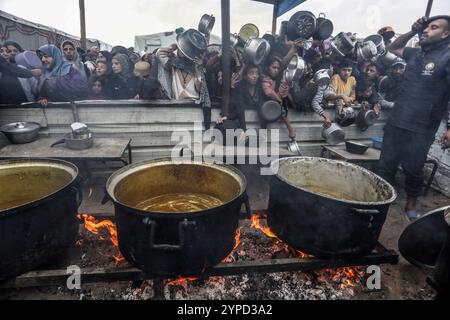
[378, 15, 450, 221]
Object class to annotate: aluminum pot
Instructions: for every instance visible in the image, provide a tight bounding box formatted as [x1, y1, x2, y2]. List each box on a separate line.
[259, 100, 282, 123]
[331, 32, 357, 58]
[267, 157, 397, 258]
[364, 34, 386, 56]
[176, 29, 207, 61]
[230, 33, 240, 47]
[0, 122, 40, 144]
[198, 14, 215, 35]
[287, 11, 317, 40]
[356, 108, 378, 131]
[0, 158, 81, 281]
[313, 13, 334, 40]
[104, 159, 249, 277]
[244, 38, 268, 66]
[356, 40, 378, 62]
[322, 122, 345, 145]
[51, 132, 94, 150]
[285, 54, 305, 83]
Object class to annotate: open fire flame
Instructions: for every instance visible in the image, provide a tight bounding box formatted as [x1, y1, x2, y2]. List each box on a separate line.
[77, 214, 125, 263]
[250, 213, 362, 288]
[165, 276, 201, 291]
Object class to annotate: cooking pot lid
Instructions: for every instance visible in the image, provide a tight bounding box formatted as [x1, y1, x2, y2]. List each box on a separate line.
[1, 122, 40, 133]
[399, 206, 450, 269]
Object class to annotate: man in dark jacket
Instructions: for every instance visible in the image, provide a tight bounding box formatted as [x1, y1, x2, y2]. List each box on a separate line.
[378, 15, 450, 220]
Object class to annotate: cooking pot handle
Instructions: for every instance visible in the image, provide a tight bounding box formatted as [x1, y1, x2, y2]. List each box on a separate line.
[351, 208, 380, 227]
[51, 139, 65, 148]
[143, 218, 196, 251]
[101, 189, 111, 205]
[243, 192, 252, 217]
[71, 185, 83, 207]
[351, 208, 380, 215]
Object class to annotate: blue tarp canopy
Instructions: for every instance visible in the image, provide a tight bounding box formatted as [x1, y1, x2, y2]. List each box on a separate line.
[252, 0, 308, 17]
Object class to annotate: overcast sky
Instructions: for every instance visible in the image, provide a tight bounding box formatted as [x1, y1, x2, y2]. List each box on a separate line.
[1, 0, 449, 47]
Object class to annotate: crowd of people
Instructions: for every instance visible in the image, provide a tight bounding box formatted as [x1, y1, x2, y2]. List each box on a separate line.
[0, 21, 410, 139]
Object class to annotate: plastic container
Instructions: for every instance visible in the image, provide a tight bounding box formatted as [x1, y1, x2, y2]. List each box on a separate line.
[372, 136, 383, 150]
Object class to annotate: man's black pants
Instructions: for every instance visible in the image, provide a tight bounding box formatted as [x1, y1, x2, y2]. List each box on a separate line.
[378, 124, 435, 198]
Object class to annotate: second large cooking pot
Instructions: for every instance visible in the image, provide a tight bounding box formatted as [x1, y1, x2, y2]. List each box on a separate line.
[0, 158, 81, 281]
[105, 159, 248, 277]
[267, 157, 397, 258]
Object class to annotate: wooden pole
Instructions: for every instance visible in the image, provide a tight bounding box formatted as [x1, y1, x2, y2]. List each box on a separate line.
[425, 0, 434, 17]
[79, 0, 87, 50]
[221, 0, 231, 116]
[272, 1, 278, 36]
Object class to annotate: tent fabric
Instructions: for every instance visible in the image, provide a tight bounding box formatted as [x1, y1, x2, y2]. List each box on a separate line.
[276, 0, 307, 17]
[252, 0, 308, 17]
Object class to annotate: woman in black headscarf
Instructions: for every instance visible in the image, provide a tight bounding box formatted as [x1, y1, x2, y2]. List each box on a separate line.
[106, 53, 137, 99]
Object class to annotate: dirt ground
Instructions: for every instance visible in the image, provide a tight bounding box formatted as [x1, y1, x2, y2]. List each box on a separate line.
[1, 164, 448, 300]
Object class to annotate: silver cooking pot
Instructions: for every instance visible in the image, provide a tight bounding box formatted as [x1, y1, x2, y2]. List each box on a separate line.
[0, 122, 40, 144]
[356, 40, 378, 62]
[285, 54, 305, 83]
[322, 122, 345, 145]
[364, 34, 386, 56]
[244, 38, 268, 66]
[259, 100, 282, 123]
[51, 132, 94, 150]
[176, 29, 207, 61]
[287, 11, 317, 40]
[331, 32, 357, 58]
[198, 14, 215, 35]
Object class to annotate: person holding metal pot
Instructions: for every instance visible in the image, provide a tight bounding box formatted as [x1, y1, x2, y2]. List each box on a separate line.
[291, 59, 333, 128]
[378, 15, 450, 221]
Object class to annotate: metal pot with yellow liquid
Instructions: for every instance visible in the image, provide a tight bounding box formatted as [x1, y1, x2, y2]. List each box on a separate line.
[0, 158, 81, 281]
[104, 158, 249, 277]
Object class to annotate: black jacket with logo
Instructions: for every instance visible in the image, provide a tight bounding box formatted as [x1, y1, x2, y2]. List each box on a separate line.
[389, 38, 450, 135]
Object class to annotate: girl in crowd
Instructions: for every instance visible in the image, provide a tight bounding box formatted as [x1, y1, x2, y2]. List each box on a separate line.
[106, 53, 136, 99]
[216, 64, 266, 133]
[261, 56, 296, 141]
[3, 40, 23, 63]
[88, 76, 106, 100]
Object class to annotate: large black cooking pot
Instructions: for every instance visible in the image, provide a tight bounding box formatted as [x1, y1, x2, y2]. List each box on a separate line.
[398, 206, 449, 269]
[267, 157, 397, 258]
[105, 159, 248, 277]
[0, 158, 81, 281]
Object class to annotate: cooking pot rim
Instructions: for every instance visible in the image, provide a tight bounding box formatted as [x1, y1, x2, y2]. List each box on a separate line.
[270, 156, 397, 206]
[398, 205, 450, 269]
[0, 158, 79, 214]
[106, 158, 248, 216]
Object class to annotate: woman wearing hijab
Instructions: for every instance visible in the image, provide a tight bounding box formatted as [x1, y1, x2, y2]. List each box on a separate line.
[36, 44, 88, 106]
[106, 53, 137, 99]
[61, 40, 87, 79]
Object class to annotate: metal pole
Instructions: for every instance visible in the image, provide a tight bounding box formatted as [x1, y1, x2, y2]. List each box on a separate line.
[425, 0, 434, 17]
[79, 0, 87, 50]
[221, 0, 231, 116]
[272, 1, 278, 36]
